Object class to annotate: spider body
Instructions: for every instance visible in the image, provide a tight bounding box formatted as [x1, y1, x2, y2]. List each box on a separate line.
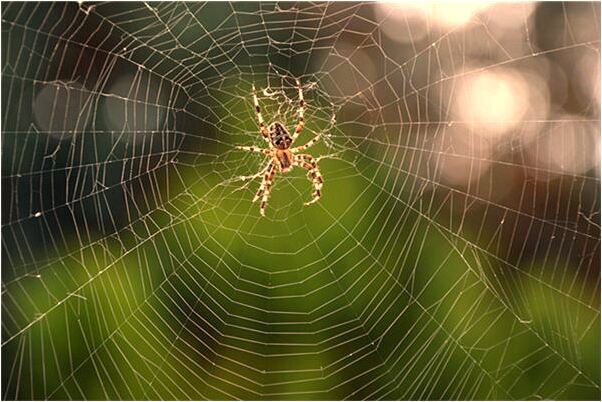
[275, 148, 294, 171]
[269, 122, 294, 170]
[236, 81, 323, 216]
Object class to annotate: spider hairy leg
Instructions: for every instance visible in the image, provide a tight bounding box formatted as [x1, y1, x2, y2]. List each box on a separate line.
[292, 79, 305, 143]
[253, 162, 277, 216]
[236, 145, 270, 154]
[291, 133, 321, 153]
[253, 161, 274, 201]
[252, 84, 270, 142]
[295, 154, 323, 206]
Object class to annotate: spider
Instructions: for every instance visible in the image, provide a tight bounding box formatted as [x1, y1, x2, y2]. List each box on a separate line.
[237, 80, 323, 216]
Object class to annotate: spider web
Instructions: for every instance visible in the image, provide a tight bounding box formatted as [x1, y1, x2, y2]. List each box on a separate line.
[1, 2, 600, 400]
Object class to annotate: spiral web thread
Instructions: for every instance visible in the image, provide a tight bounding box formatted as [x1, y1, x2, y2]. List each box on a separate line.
[1, 2, 600, 400]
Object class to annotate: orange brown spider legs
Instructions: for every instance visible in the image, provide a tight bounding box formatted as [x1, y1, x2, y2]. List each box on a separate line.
[252, 84, 270, 143]
[291, 133, 321, 153]
[295, 154, 323, 205]
[253, 161, 277, 216]
[291, 79, 305, 143]
[236, 145, 271, 154]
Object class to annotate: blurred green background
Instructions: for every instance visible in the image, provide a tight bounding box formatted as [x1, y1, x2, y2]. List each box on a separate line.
[1, 2, 600, 400]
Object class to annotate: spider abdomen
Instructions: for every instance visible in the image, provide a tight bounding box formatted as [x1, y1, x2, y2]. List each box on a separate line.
[276, 149, 293, 171]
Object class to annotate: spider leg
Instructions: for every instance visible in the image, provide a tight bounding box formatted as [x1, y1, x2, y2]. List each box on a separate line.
[294, 154, 323, 206]
[236, 145, 270, 155]
[291, 132, 320, 153]
[253, 160, 274, 202]
[253, 161, 277, 216]
[252, 84, 270, 143]
[291, 79, 305, 144]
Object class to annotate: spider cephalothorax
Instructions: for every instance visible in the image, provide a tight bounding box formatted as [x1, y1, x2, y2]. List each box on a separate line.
[269, 122, 292, 150]
[236, 80, 323, 216]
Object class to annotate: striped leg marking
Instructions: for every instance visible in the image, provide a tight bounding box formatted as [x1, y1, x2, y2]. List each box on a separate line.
[236, 145, 270, 154]
[292, 79, 305, 143]
[292, 133, 320, 153]
[252, 84, 270, 143]
[295, 154, 323, 206]
[253, 161, 276, 216]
